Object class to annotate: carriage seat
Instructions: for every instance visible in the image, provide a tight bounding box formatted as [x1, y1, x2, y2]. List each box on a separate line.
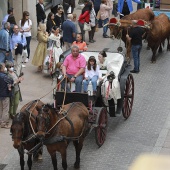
[68, 52, 124, 97]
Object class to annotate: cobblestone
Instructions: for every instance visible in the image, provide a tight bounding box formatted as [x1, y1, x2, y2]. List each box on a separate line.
[2, 4, 170, 169]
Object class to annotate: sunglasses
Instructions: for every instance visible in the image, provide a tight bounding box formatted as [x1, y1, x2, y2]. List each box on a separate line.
[26, 15, 29, 16]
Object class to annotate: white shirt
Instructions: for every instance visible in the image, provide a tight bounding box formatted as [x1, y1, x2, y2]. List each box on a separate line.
[85, 65, 102, 79]
[19, 19, 32, 37]
[97, 59, 107, 70]
[40, 3, 44, 10]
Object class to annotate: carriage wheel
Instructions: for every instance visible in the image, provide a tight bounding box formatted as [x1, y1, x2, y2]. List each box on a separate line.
[122, 74, 134, 119]
[95, 107, 108, 147]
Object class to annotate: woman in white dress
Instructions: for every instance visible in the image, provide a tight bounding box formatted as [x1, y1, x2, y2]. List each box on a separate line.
[19, 11, 32, 63]
[47, 26, 63, 74]
[97, 50, 107, 70]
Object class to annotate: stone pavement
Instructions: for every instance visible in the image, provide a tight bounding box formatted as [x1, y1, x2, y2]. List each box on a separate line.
[1, 3, 170, 170]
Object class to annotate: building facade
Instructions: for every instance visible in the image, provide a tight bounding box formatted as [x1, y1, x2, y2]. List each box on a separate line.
[0, 0, 62, 37]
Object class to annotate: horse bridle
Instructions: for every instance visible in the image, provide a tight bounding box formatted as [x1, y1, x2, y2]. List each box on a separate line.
[36, 105, 51, 133]
[10, 113, 25, 140]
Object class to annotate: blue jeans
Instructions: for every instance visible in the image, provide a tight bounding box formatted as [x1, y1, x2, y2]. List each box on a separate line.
[102, 18, 109, 36]
[61, 74, 83, 92]
[26, 36, 31, 59]
[0, 51, 13, 63]
[83, 75, 98, 92]
[131, 45, 142, 72]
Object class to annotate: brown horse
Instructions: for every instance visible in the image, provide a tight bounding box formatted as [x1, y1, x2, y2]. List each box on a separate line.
[36, 102, 89, 170]
[10, 100, 44, 170]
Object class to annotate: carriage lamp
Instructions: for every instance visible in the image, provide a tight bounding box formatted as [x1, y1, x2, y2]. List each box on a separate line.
[117, 46, 123, 52]
[107, 71, 115, 83]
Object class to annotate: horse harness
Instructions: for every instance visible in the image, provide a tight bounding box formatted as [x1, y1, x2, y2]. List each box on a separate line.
[43, 102, 86, 145]
[43, 103, 75, 144]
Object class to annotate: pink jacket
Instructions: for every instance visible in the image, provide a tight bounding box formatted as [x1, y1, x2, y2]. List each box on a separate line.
[100, 1, 113, 20]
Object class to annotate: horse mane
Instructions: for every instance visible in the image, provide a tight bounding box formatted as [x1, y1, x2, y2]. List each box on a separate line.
[12, 112, 25, 124]
[11, 112, 31, 139]
[44, 103, 59, 114]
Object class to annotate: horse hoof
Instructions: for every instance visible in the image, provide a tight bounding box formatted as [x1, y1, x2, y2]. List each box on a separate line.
[74, 162, 80, 169]
[151, 60, 156, 64]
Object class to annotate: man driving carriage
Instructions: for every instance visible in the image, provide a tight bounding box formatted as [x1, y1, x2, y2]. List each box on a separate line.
[61, 45, 86, 92]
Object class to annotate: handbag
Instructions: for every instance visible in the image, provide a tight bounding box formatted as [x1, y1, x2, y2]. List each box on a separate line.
[83, 22, 91, 31]
[67, 6, 72, 14]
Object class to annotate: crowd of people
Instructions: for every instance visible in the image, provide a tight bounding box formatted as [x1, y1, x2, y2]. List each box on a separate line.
[0, 0, 143, 128]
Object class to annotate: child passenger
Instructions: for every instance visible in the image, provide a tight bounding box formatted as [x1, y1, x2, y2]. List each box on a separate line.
[83, 56, 102, 95]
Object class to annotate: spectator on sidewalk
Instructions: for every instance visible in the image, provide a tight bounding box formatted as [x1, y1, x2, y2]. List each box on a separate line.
[89, 2, 97, 43]
[72, 13, 78, 34]
[32, 23, 48, 72]
[92, 0, 103, 28]
[0, 63, 13, 129]
[6, 8, 16, 35]
[36, 0, 46, 25]
[46, 12, 56, 34]
[78, 1, 92, 41]
[19, 11, 32, 63]
[112, 0, 118, 17]
[63, 0, 75, 19]
[72, 33, 87, 51]
[5, 61, 23, 119]
[0, 22, 13, 63]
[100, 0, 112, 38]
[54, 7, 65, 28]
[62, 14, 76, 50]
[117, 0, 141, 19]
[1, 7, 13, 28]
[10, 25, 27, 76]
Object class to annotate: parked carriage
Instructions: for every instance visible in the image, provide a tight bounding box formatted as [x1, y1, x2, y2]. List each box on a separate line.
[53, 50, 134, 146]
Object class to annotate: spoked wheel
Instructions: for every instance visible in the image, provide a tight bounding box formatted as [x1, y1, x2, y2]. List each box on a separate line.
[122, 74, 134, 119]
[95, 107, 108, 147]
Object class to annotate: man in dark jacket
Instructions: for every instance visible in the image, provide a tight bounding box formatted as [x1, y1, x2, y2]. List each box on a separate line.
[0, 63, 13, 128]
[62, 14, 76, 50]
[36, 0, 46, 25]
[126, 20, 145, 73]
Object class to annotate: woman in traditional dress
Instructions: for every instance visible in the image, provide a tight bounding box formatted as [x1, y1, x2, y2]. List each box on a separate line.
[97, 50, 107, 70]
[47, 26, 63, 74]
[32, 23, 48, 71]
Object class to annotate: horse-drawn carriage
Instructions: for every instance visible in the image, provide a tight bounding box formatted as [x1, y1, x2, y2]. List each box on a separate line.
[53, 50, 134, 147]
[10, 50, 134, 170]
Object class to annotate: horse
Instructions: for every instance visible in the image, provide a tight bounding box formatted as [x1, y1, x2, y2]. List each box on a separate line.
[36, 102, 89, 170]
[10, 100, 44, 170]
